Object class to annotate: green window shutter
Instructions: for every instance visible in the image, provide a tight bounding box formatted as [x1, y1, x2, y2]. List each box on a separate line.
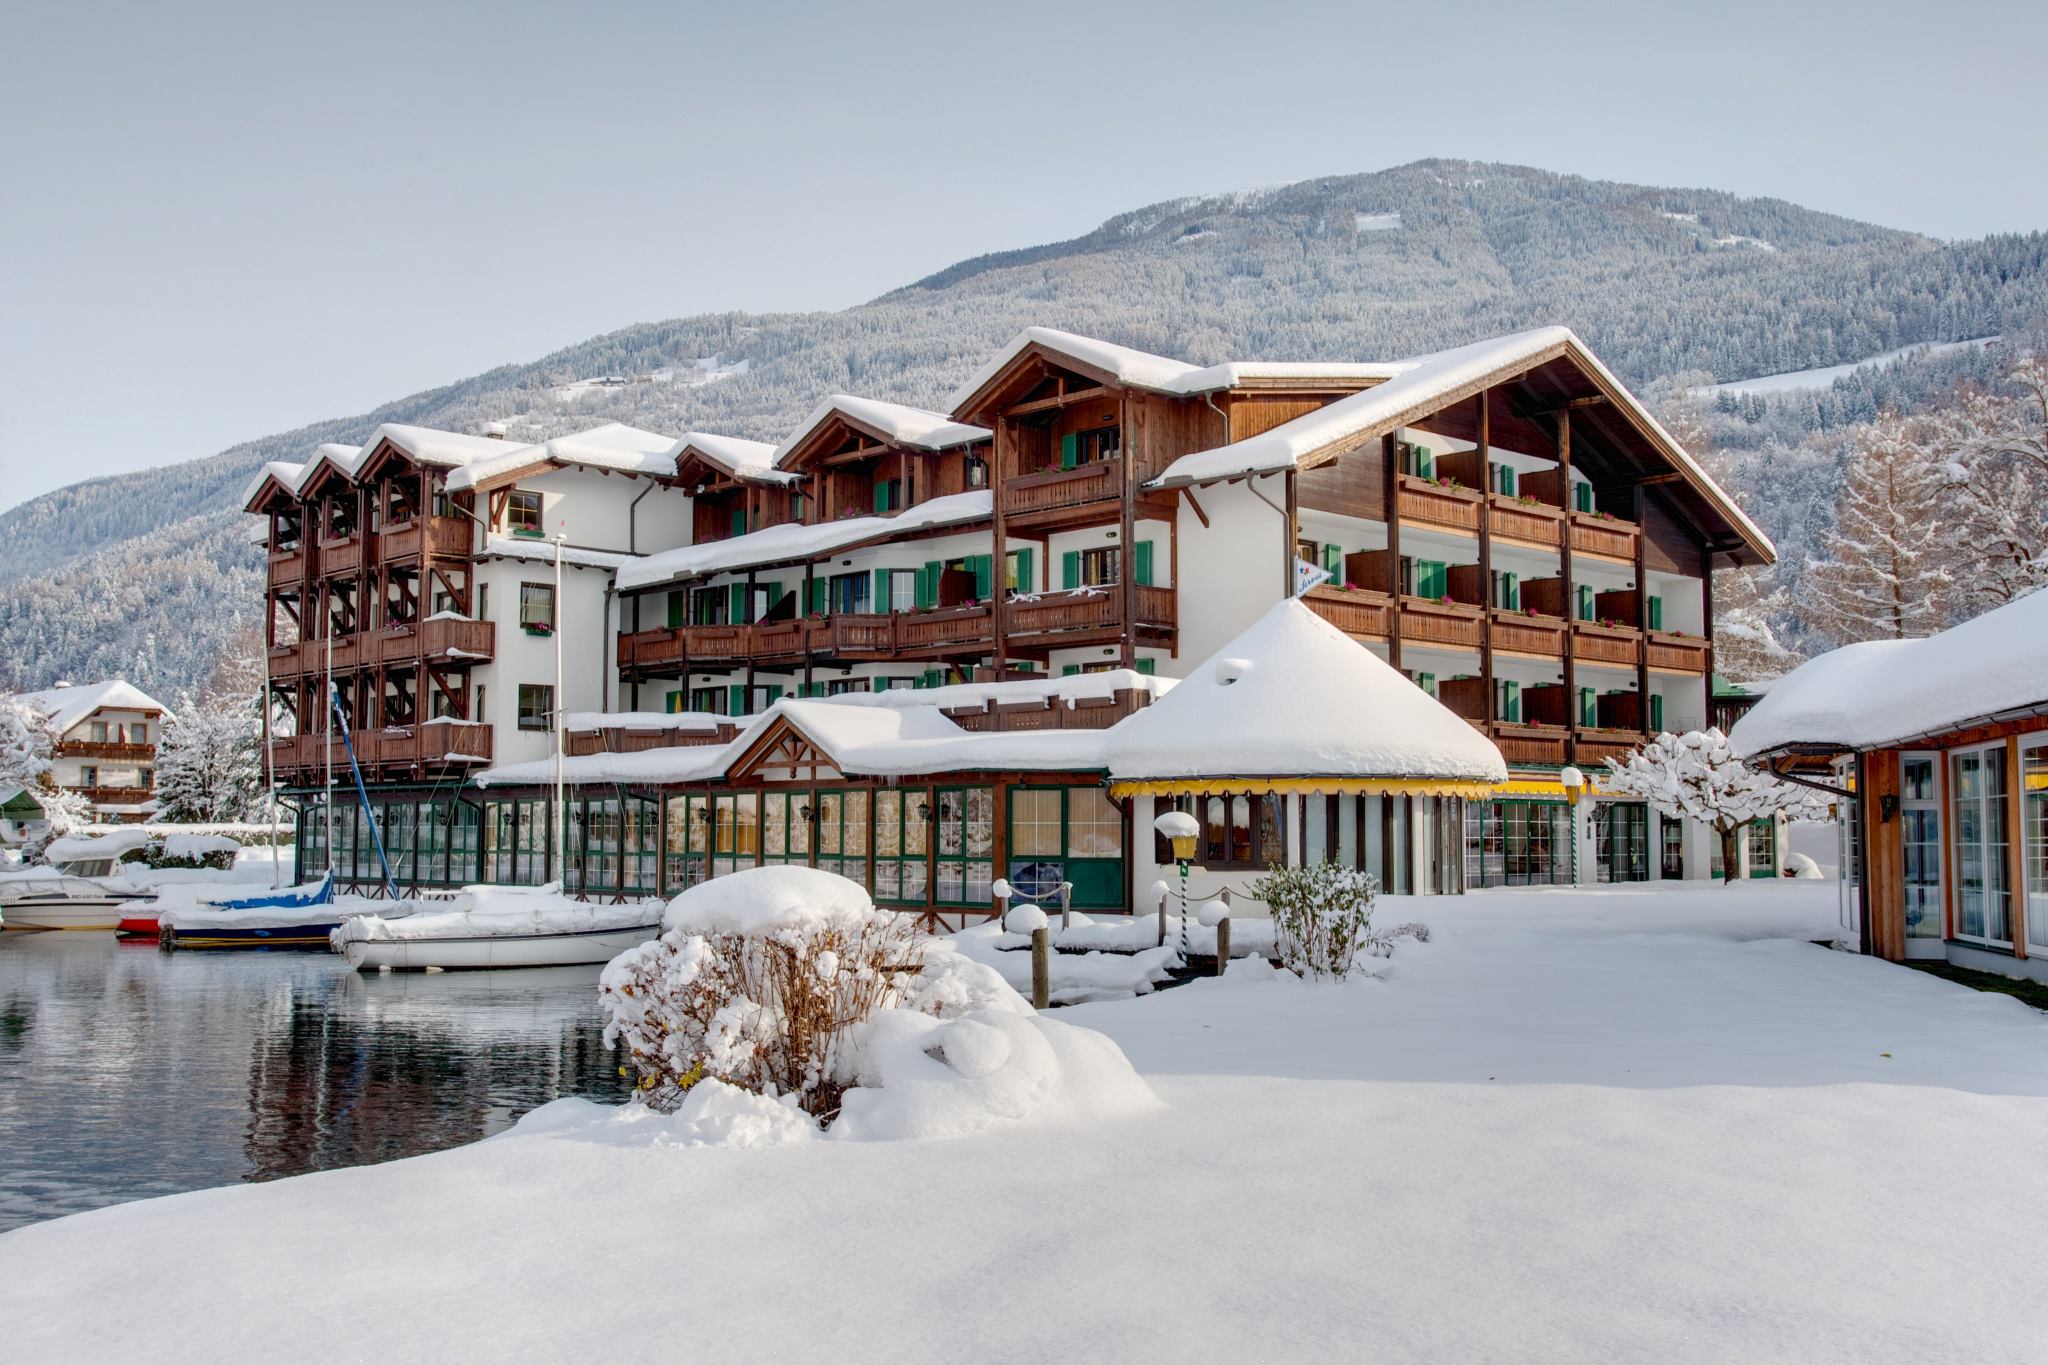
[919, 560, 941, 608]
[1062, 664, 1080, 677]
[1420, 561, 1446, 599]
[873, 570, 891, 612]
[1417, 446, 1433, 479]
[1579, 687, 1596, 726]
[1012, 661, 1035, 673]
[1498, 680, 1520, 723]
[729, 583, 749, 623]
[763, 684, 783, 704]
[873, 482, 888, 514]
[666, 591, 684, 629]
[922, 669, 943, 689]
[730, 506, 746, 537]
[1577, 584, 1595, 621]
[666, 689, 684, 714]
[1062, 550, 1081, 590]
[1135, 657, 1156, 675]
[967, 554, 993, 600]
[1575, 483, 1593, 513]
[1322, 544, 1342, 579]
[1650, 693, 1665, 731]
[1008, 547, 1034, 593]
[726, 685, 745, 716]
[1134, 541, 1155, 587]
[1059, 433, 1079, 470]
[1417, 671, 1437, 697]
[1647, 595, 1664, 631]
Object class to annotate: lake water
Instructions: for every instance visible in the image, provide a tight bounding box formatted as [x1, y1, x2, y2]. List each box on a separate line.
[0, 932, 627, 1233]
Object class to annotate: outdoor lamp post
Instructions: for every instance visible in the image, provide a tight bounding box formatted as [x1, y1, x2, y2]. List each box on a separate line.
[1153, 809, 1199, 959]
[1560, 766, 1586, 883]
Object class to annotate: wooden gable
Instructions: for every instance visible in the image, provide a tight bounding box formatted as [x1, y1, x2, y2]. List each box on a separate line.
[952, 344, 1122, 426]
[724, 715, 846, 786]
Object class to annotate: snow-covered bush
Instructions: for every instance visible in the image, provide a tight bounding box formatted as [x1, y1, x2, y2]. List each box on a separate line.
[117, 833, 240, 871]
[1250, 862, 1377, 979]
[600, 867, 1017, 1120]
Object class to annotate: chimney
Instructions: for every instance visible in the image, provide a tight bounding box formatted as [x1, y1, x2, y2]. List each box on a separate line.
[485, 421, 508, 440]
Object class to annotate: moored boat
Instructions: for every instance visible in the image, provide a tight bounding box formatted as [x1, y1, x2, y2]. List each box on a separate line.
[333, 884, 660, 971]
[0, 872, 153, 931]
[157, 874, 364, 950]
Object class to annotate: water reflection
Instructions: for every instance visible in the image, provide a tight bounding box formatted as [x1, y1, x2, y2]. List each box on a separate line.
[0, 934, 625, 1232]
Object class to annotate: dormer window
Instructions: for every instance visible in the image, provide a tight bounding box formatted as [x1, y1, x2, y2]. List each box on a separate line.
[1058, 426, 1120, 469]
[506, 490, 543, 538]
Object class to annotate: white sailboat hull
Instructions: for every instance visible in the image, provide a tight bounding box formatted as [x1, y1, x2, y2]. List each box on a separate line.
[340, 921, 661, 971]
[0, 888, 147, 931]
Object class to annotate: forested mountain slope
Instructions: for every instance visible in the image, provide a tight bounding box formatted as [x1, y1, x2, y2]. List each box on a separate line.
[3, 160, 2042, 692]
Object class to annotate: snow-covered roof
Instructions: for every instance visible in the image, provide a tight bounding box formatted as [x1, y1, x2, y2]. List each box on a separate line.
[477, 536, 634, 571]
[1146, 326, 1774, 561]
[949, 326, 1401, 410]
[14, 680, 174, 734]
[616, 489, 993, 592]
[563, 711, 733, 734]
[365, 423, 536, 470]
[475, 693, 1107, 789]
[823, 668, 1174, 714]
[1729, 590, 2048, 756]
[668, 432, 797, 486]
[774, 395, 989, 465]
[446, 423, 679, 491]
[240, 459, 311, 507]
[1104, 599, 1507, 784]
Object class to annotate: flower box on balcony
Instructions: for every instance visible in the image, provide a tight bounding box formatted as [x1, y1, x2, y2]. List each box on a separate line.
[521, 624, 554, 637]
[511, 527, 545, 539]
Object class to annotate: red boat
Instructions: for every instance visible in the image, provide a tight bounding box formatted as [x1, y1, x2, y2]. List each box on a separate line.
[115, 913, 160, 939]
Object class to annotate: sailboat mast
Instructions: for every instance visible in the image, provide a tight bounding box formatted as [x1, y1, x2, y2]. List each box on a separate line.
[262, 623, 279, 887]
[324, 625, 335, 873]
[552, 533, 566, 889]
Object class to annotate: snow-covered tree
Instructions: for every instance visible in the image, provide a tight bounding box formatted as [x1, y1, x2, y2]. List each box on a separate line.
[1799, 412, 1956, 644]
[1930, 352, 2048, 615]
[0, 694, 92, 856]
[1604, 729, 1830, 885]
[153, 630, 267, 823]
[1712, 565, 1805, 682]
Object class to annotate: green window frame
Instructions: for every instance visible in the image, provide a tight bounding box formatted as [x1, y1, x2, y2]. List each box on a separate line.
[666, 590, 685, 629]
[1649, 693, 1665, 733]
[1005, 548, 1035, 593]
[1134, 541, 1155, 587]
[1496, 679, 1521, 724]
[1578, 686, 1598, 727]
[1576, 584, 1596, 621]
[933, 786, 995, 905]
[1646, 595, 1664, 631]
[871, 788, 932, 905]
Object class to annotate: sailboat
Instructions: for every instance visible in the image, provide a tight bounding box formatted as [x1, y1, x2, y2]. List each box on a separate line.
[332, 535, 660, 970]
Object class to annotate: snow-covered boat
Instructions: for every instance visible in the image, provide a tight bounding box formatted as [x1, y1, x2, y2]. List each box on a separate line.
[333, 884, 661, 971]
[0, 872, 152, 931]
[157, 875, 360, 949]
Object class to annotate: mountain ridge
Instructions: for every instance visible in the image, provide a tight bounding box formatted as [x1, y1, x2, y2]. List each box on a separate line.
[2, 158, 2041, 693]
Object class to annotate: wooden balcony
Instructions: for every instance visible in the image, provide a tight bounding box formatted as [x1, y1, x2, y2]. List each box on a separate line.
[1002, 462, 1121, 517]
[317, 534, 363, 575]
[54, 741, 156, 762]
[1396, 474, 1482, 535]
[1009, 584, 1177, 641]
[270, 722, 492, 784]
[1572, 729, 1646, 766]
[270, 619, 495, 678]
[376, 515, 471, 563]
[1570, 620, 1643, 667]
[896, 603, 993, 651]
[267, 547, 307, 587]
[1491, 724, 1570, 767]
[1569, 512, 1639, 562]
[1489, 610, 1567, 658]
[1486, 494, 1564, 549]
[567, 722, 739, 758]
[1301, 585, 1393, 641]
[1647, 631, 1710, 673]
[618, 626, 687, 672]
[1399, 596, 1485, 650]
[72, 785, 158, 808]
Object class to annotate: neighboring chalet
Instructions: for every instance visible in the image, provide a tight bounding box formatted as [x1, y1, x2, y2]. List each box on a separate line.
[248, 324, 1774, 903]
[1731, 590, 2048, 982]
[15, 680, 173, 822]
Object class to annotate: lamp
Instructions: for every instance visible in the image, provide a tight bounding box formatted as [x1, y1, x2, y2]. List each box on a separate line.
[1153, 808, 1200, 960]
[1559, 766, 1586, 807]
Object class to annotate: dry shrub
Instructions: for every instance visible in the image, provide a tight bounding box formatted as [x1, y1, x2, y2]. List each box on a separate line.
[1250, 861, 1377, 979]
[602, 910, 954, 1120]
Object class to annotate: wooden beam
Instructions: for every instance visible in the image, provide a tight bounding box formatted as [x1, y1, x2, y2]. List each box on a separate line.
[1001, 384, 1111, 418]
[1512, 393, 1608, 419]
[1180, 486, 1211, 529]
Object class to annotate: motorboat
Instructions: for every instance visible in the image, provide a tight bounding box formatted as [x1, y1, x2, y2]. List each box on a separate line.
[333, 885, 661, 971]
[0, 861, 153, 931]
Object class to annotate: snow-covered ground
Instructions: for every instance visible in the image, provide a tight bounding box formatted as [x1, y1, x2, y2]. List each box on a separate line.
[4, 881, 2044, 1364]
[1708, 337, 1996, 397]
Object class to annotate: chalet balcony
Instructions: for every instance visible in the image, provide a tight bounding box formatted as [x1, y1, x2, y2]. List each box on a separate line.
[1396, 474, 1482, 535]
[1571, 729, 1647, 766]
[1570, 619, 1644, 668]
[376, 515, 471, 563]
[267, 546, 307, 587]
[54, 741, 156, 762]
[73, 785, 158, 808]
[1647, 631, 1710, 673]
[1485, 494, 1564, 549]
[1569, 511, 1639, 562]
[317, 533, 363, 575]
[1001, 462, 1121, 518]
[1489, 610, 1568, 659]
[566, 722, 740, 758]
[1399, 596, 1485, 650]
[1009, 584, 1176, 643]
[269, 722, 492, 785]
[1301, 585, 1393, 641]
[267, 619, 495, 680]
[1490, 723, 1570, 767]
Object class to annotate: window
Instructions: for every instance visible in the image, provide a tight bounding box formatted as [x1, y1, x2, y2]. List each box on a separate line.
[516, 684, 554, 731]
[884, 569, 919, 611]
[1574, 482, 1596, 514]
[1004, 548, 1035, 594]
[1746, 819, 1778, 879]
[1495, 679, 1521, 724]
[1199, 793, 1281, 870]
[1660, 815, 1685, 879]
[2022, 742, 2048, 956]
[873, 479, 903, 514]
[90, 721, 108, 743]
[1405, 558, 1448, 599]
[690, 586, 727, 625]
[1491, 463, 1517, 496]
[1063, 546, 1120, 589]
[1950, 745, 2011, 944]
[1398, 440, 1434, 479]
[518, 583, 555, 632]
[1059, 426, 1120, 468]
[79, 765, 99, 787]
[506, 490, 543, 536]
[871, 789, 931, 905]
[1901, 755, 1943, 941]
[138, 767, 154, 790]
[1595, 802, 1649, 882]
[829, 571, 871, 615]
[1492, 570, 1520, 610]
[690, 686, 725, 715]
[933, 787, 994, 905]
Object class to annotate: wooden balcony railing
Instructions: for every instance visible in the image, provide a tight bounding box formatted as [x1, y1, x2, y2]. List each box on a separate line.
[1002, 462, 1122, 515]
[1490, 611, 1567, 658]
[1572, 729, 1646, 766]
[1486, 494, 1564, 548]
[71, 785, 158, 808]
[1301, 585, 1393, 640]
[897, 603, 993, 650]
[1570, 512, 1639, 561]
[54, 741, 156, 762]
[1396, 474, 1483, 534]
[1491, 724, 1570, 766]
[269, 619, 496, 678]
[376, 515, 470, 562]
[317, 534, 363, 575]
[267, 548, 307, 587]
[270, 722, 492, 781]
[1400, 596, 1485, 650]
[1570, 620, 1643, 667]
[1647, 631, 1710, 673]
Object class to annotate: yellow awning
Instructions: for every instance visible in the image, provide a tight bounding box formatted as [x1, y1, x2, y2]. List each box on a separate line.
[1109, 776, 1501, 800]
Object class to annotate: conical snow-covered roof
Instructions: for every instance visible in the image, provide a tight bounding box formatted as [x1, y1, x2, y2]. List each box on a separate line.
[1105, 599, 1507, 789]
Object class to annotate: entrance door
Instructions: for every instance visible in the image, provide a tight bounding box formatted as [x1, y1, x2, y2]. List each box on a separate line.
[1950, 745, 2012, 948]
[1746, 819, 1778, 878]
[1900, 754, 1945, 959]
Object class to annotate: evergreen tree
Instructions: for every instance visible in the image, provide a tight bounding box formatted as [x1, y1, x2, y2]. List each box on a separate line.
[1798, 413, 1955, 644]
[153, 632, 267, 823]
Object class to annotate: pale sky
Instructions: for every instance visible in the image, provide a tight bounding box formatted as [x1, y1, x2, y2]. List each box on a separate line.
[2, 0, 2042, 510]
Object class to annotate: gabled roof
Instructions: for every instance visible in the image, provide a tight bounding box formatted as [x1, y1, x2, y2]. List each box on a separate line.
[668, 432, 798, 486]
[1730, 589, 2048, 757]
[362, 423, 534, 470]
[240, 460, 310, 511]
[445, 422, 679, 492]
[1146, 326, 1775, 565]
[15, 680, 175, 734]
[949, 326, 1404, 417]
[1104, 599, 1507, 786]
[773, 394, 989, 468]
[616, 489, 993, 591]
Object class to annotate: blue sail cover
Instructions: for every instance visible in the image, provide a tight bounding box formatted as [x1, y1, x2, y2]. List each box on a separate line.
[206, 873, 336, 911]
